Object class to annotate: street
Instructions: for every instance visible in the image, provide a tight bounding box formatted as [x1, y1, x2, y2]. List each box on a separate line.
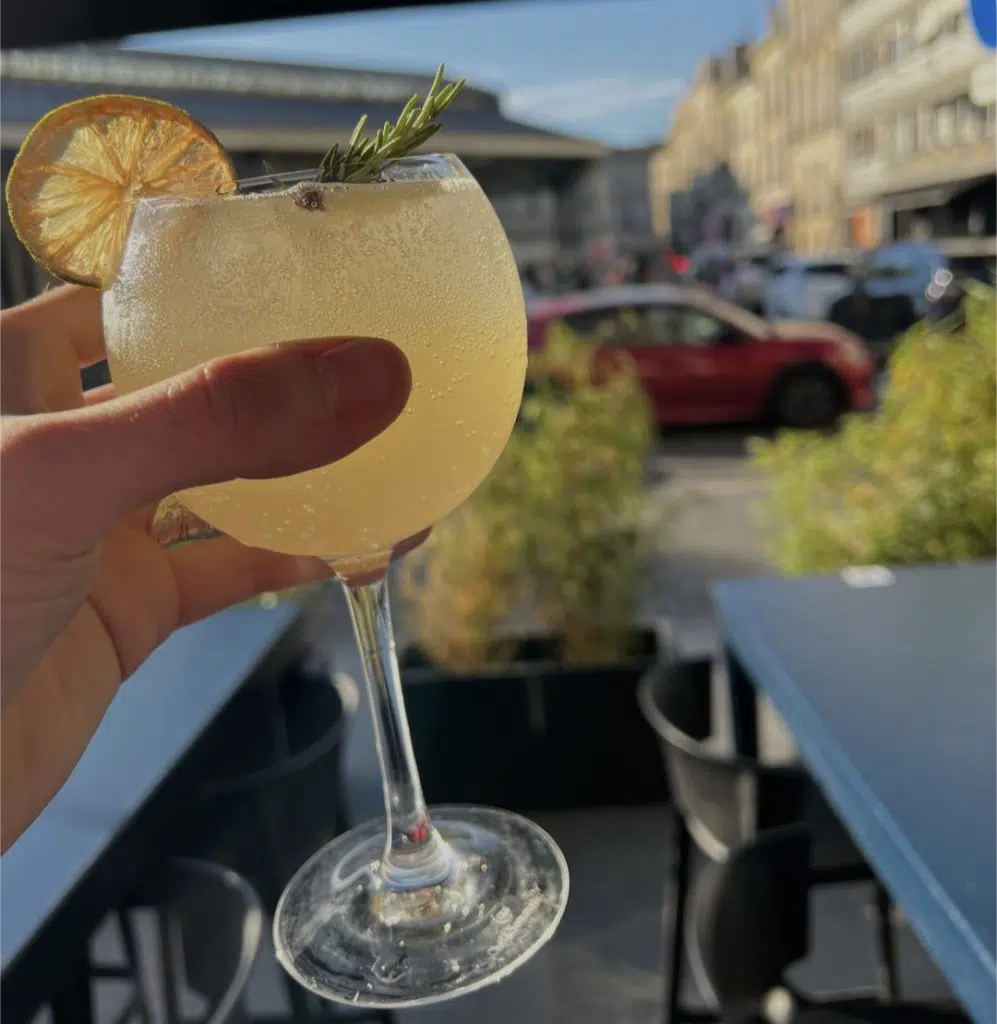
[644, 425, 771, 638]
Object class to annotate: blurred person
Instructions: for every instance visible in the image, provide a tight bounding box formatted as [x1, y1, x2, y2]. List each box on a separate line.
[633, 251, 657, 284]
[718, 256, 739, 303]
[520, 263, 543, 300]
[571, 262, 596, 291]
[0, 284, 420, 851]
[734, 257, 767, 314]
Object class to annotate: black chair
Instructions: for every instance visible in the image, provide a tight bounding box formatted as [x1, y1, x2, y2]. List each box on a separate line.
[637, 659, 897, 1024]
[97, 664, 391, 1022]
[183, 664, 357, 910]
[692, 825, 969, 1024]
[179, 664, 393, 1022]
[94, 858, 263, 1024]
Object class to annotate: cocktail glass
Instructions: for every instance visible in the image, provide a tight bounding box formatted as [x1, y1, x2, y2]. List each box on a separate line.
[102, 154, 568, 1009]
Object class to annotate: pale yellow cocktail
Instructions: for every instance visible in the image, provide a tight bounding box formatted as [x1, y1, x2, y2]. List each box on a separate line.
[7, 77, 569, 1009]
[103, 158, 526, 563]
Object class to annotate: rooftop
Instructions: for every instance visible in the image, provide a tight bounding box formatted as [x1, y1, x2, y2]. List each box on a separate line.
[0, 47, 608, 160]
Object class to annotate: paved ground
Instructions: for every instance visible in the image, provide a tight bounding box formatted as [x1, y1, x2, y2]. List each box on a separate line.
[86, 427, 955, 1023]
[644, 426, 771, 628]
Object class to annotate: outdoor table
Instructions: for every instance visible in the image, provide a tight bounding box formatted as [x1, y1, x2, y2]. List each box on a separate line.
[712, 561, 996, 1024]
[1, 602, 306, 1024]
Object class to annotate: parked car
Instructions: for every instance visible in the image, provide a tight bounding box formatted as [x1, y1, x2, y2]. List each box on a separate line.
[861, 241, 949, 319]
[730, 254, 771, 313]
[527, 284, 876, 429]
[761, 252, 857, 321]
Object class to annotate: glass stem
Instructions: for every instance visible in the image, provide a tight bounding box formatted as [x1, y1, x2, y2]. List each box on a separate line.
[341, 576, 455, 891]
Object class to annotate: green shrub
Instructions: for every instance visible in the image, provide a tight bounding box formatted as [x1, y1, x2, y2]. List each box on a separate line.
[752, 288, 996, 574]
[400, 321, 665, 670]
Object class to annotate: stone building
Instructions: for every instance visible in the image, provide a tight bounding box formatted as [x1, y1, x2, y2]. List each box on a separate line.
[784, 0, 847, 253]
[839, 0, 996, 258]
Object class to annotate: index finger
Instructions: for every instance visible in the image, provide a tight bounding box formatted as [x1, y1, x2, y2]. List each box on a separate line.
[0, 284, 105, 367]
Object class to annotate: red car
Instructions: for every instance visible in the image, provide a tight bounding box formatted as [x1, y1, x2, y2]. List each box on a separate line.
[527, 284, 876, 428]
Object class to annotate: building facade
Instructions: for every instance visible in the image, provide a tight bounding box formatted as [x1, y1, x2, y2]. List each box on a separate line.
[649, 144, 672, 236]
[785, 0, 846, 253]
[751, 21, 794, 245]
[726, 69, 762, 205]
[650, 47, 757, 252]
[602, 145, 659, 255]
[839, 0, 996, 256]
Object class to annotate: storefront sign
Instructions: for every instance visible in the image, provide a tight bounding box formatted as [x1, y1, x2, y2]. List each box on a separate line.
[970, 0, 996, 49]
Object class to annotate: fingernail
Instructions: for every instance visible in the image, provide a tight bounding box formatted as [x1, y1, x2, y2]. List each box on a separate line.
[317, 338, 410, 418]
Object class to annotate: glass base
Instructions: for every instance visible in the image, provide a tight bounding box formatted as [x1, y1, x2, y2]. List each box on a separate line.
[273, 806, 569, 1008]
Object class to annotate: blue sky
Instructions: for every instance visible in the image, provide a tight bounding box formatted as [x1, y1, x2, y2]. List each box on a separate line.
[125, 0, 773, 147]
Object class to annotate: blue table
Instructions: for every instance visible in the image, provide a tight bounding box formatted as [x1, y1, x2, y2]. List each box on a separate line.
[1, 602, 304, 1022]
[713, 561, 996, 1024]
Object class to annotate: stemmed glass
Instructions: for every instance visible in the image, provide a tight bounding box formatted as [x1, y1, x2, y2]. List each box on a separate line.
[102, 154, 569, 1008]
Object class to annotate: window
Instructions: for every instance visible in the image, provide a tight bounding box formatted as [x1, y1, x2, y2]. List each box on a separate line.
[562, 305, 677, 347]
[935, 101, 956, 148]
[867, 253, 915, 281]
[680, 310, 730, 347]
[957, 95, 983, 144]
[803, 263, 852, 278]
[894, 111, 915, 156]
[917, 106, 935, 151]
[561, 308, 632, 340]
[849, 127, 876, 159]
[641, 305, 684, 345]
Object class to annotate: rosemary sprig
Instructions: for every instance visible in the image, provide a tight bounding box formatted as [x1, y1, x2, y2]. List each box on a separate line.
[315, 63, 466, 184]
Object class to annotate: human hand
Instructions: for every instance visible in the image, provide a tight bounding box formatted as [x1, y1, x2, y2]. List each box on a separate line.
[1, 285, 413, 851]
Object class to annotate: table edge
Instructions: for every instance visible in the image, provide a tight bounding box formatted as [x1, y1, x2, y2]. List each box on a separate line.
[714, 585, 997, 1024]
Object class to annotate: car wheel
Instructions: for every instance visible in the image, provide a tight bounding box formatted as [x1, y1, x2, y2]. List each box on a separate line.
[770, 369, 844, 429]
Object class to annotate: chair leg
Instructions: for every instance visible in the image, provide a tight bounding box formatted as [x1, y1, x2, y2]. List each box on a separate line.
[117, 909, 151, 1024]
[157, 909, 182, 1024]
[51, 954, 94, 1024]
[873, 883, 899, 1000]
[662, 819, 692, 1024]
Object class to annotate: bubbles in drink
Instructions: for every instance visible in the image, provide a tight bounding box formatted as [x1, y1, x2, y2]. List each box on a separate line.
[103, 172, 526, 558]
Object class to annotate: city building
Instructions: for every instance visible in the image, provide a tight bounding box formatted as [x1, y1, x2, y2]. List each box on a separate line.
[651, 47, 756, 252]
[726, 57, 762, 205]
[649, 143, 673, 236]
[0, 47, 606, 304]
[602, 145, 659, 256]
[750, 11, 794, 244]
[839, 0, 996, 257]
[785, 0, 846, 253]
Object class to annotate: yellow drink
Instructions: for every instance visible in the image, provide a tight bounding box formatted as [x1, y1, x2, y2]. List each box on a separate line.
[103, 159, 526, 562]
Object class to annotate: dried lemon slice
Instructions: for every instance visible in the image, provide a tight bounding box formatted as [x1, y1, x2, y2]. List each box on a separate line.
[5, 94, 235, 288]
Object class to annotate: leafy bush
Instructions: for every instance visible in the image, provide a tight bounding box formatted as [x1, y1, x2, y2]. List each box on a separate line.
[399, 321, 664, 670]
[752, 288, 996, 573]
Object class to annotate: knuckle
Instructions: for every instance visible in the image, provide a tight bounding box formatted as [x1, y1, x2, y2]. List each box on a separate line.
[170, 361, 249, 447]
[0, 414, 87, 540]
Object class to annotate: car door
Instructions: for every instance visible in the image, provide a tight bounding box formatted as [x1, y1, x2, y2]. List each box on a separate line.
[670, 306, 763, 422]
[563, 301, 683, 421]
[617, 301, 758, 424]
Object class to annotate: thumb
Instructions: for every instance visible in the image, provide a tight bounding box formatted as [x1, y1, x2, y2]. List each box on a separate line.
[4, 337, 410, 543]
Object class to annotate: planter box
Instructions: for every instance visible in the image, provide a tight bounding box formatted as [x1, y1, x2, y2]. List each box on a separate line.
[400, 628, 669, 811]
